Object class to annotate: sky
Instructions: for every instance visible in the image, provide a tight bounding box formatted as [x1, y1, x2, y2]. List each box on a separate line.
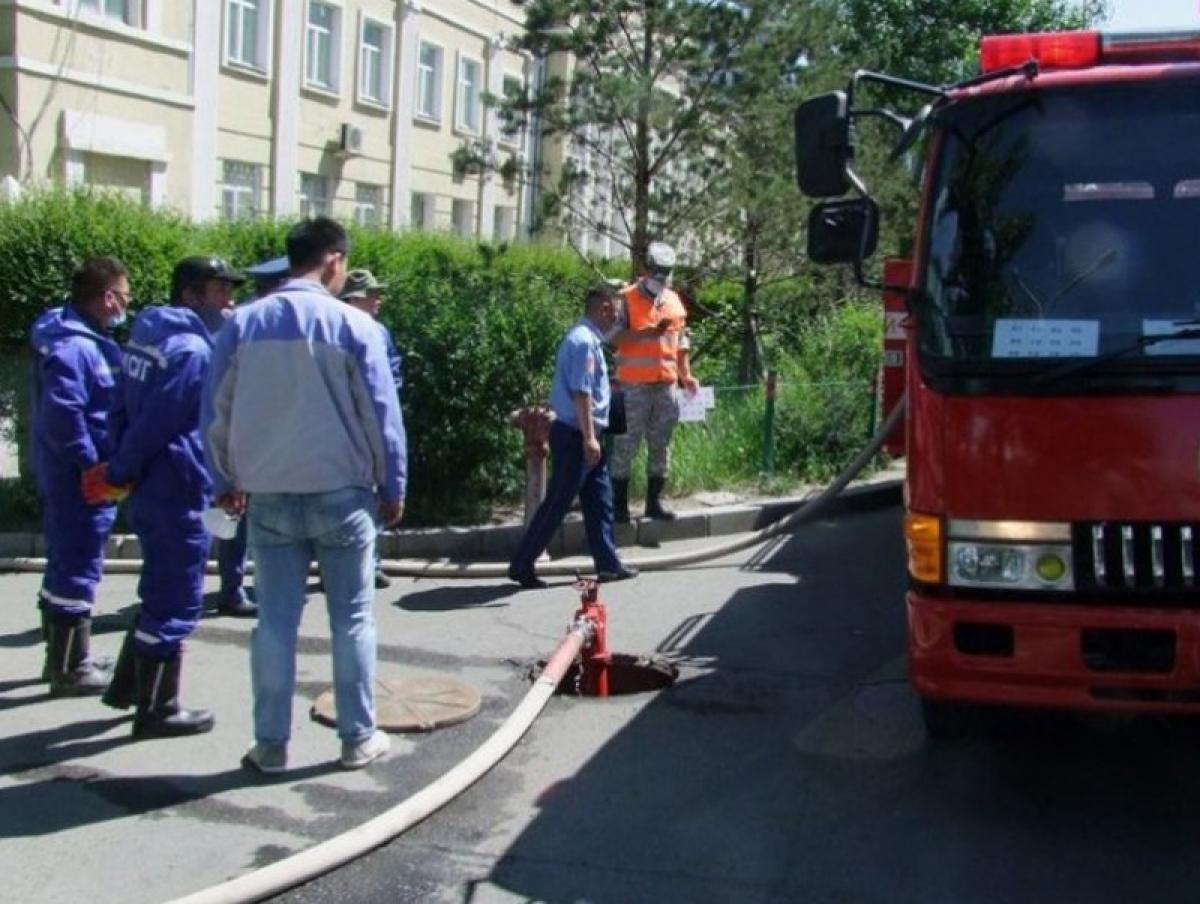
[1103, 0, 1199, 30]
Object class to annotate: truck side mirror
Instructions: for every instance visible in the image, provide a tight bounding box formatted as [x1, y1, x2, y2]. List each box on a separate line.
[807, 198, 879, 265]
[794, 92, 852, 198]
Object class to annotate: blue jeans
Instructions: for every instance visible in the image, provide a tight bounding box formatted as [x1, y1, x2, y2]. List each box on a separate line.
[509, 420, 623, 576]
[247, 487, 378, 745]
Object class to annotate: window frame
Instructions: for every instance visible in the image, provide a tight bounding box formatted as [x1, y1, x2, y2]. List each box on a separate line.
[354, 182, 385, 227]
[498, 72, 526, 151]
[454, 51, 483, 136]
[299, 172, 332, 218]
[223, 0, 272, 74]
[219, 159, 263, 221]
[356, 13, 394, 109]
[415, 39, 445, 124]
[73, 0, 140, 27]
[304, 0, 344, 95]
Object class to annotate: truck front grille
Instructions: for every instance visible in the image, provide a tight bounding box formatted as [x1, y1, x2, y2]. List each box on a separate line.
[1073, 522, 1200, 594]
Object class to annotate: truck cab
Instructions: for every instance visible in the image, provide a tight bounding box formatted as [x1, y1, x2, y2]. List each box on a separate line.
[795, 30, 1200, 734]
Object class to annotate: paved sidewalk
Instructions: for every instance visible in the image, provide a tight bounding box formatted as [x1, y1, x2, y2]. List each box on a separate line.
[0, 469, 903, 903]
[0, 460, 905, 563]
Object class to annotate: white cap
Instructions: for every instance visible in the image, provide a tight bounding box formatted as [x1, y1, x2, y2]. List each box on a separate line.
[646, 241, 677, 270]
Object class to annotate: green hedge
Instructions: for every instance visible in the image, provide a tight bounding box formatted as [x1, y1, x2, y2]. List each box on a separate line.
[0, 190, 595, 525]
[0, 189, 884, 528]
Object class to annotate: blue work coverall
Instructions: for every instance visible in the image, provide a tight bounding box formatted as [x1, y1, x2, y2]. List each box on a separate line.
[107, 307, 214, 658]
[30, 306, 124, 616]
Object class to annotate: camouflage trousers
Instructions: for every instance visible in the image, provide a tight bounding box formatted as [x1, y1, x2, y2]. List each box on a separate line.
[610, 382, 680, 480]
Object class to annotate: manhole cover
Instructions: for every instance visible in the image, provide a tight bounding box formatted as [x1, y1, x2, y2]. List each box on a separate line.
[311, 674, 481, 733]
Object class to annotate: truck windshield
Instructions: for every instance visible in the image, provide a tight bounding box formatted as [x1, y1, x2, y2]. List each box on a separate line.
[920, 79, 1200, 391]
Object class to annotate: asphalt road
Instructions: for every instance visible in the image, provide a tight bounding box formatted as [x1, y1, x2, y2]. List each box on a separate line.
[6, 506, 1200, 903]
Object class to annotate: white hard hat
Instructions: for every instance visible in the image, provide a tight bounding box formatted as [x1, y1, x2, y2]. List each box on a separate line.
[646, 242, 677, 270]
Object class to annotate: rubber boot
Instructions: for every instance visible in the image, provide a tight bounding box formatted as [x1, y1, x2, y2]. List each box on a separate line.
[101, 629, 137, 710]
[39, 606, 50, 682]
[46, 612, 112, 697]
[133, 653, 215, 739]
[644, 476, 676, 521]
[613, 478, 632, 524]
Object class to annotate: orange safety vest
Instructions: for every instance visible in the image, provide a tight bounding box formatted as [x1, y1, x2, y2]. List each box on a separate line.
[615, 283, 687, 384]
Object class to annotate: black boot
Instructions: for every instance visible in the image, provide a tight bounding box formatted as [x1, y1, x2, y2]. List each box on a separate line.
[39, 605, 50, 682]
[46, 612, 112, 697]
[613, 478, 632, 524]
[644, 476, 676, 521]
[101, 629, 138, 710]
[133, 653, 215, 739]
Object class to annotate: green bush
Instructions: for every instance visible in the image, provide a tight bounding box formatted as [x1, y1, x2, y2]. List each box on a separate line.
[0, 189, 884, 527]
[0, 190, 597, 525]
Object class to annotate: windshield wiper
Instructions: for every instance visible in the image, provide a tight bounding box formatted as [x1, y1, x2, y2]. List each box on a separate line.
[1031, 326, 1200, 388]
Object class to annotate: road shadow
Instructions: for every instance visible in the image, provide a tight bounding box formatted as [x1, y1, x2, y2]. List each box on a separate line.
[394, 584, 519, 612]
[0, 603, 136, 649]
[471, 506, 1200, 904]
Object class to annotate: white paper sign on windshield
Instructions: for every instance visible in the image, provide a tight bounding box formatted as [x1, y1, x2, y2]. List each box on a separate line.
[1142, 320, 1200, 356]
[992, 319, 1099, 358]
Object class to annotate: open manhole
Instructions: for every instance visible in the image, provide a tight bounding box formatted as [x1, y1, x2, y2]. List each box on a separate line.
[311, 674, 481, 733]
[535, 653, 678, 696]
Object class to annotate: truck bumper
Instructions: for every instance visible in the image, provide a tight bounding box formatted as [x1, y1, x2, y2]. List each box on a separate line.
[908, 592, 1200, 713]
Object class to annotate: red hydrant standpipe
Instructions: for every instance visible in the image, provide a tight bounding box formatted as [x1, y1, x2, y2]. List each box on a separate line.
[573, 578, 610, 697]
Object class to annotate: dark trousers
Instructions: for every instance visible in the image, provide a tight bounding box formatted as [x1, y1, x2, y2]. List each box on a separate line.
[509, 420, 622, 576]
[217, 516, 248, 592]
[128, 493, 207, 659]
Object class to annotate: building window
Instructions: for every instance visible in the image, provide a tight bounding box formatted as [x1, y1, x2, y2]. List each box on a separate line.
[226, 0, 268, 70]
[299, 173, 331, 218]
[305, 1, 342, 92]
[416, 42, 443, 121]
[76, 0, 136, 25]
[455, 54, 482, 134]
[220, 160, 261, 220]
[499, 74, 525, 148]
[493, 206, 515, 243]
[354, 183, 384, 227]
[357, 17, 393, 106]
[451, 199, 475, 238]
[410, 192, 431, 229]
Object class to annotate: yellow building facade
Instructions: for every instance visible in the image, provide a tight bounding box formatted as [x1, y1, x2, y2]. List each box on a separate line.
[0, 0, 546, 242]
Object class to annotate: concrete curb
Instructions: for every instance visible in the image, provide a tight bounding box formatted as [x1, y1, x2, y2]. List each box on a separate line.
[0, 467, 904, 564]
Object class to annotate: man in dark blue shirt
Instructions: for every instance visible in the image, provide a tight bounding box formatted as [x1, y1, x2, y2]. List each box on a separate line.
[508, 285, 638, 589]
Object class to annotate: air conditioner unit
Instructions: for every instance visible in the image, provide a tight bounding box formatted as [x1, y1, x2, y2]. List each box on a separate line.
[338, 123, 366, 155]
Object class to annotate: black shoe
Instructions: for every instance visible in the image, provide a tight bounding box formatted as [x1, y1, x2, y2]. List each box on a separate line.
[102, 629, 138, 710]
[644, 476, 676, 521]
[613, 478, 632, 524]
[133, 653, 214, 739]
[217, 588, 258, 618]
[46, 612, 112, 697]
[374, 569, 392, 590]
[507, 566, 548, 590]
[598, 567, 639, 583]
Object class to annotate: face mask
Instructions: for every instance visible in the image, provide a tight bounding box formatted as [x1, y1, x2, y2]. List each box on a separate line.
[105, 311, 127, 329]
[642, 268, 672, 301]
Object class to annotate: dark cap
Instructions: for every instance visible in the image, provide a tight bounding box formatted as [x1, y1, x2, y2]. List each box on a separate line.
[171, 256, 245, 300]
[244, 255, 290, 281]
[340, 269, 387, 300]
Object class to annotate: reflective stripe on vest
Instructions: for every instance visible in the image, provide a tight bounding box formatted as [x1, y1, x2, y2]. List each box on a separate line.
[616, 285, 686, 384]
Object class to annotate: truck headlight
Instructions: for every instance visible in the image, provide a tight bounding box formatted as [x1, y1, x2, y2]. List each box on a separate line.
[946, 520, 1073, 591]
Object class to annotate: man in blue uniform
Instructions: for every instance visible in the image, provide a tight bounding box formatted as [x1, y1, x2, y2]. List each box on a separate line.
[214, 255, 291, 618]
[507, 285, 638, 588]
[340, 268, 402, 590]
[30, 256, 129, 695]
[93, 256, 245, 737]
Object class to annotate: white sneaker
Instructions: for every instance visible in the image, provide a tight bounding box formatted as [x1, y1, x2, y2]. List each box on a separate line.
[242, 742, 288, 775]
[340, 729, 390, 770]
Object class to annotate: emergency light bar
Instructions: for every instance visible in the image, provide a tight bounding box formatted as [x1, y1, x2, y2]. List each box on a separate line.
[980, 29, 1200, 73]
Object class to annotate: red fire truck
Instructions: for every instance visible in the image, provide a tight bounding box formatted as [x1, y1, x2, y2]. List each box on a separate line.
[795, 29, 1200, 735]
